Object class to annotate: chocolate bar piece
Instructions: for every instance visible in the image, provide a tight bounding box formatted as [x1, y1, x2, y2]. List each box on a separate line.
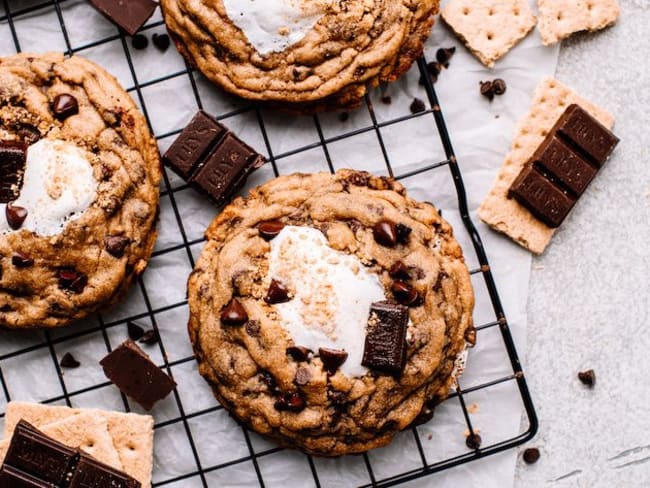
[0, 141, 27, 204]
[362, 301, 409, 375]
[163, 111, 265, 206]
[69, 454, 139, 488]
[0, 465, 50, 487]
[88, 0, 157, 36]
[100, 339, 176, 410]
[509, 104, 619, 228]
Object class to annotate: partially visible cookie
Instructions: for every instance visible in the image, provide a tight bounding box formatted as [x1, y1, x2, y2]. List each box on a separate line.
[160, 0, 439, 111]
[538, 0, 620, 46]
[0, 53, 161, 328]
[441, 0, 536, 67]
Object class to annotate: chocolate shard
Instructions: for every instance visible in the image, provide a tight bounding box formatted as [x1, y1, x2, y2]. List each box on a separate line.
[362, 301, 409, 375]
[69, 453, 140, 488]
[0, 464, 52, 487]
[100, 339, 176, 411]
[318, 348, 348, 374]
[88, 0, 158, 36]
[0, 141, 27, 204]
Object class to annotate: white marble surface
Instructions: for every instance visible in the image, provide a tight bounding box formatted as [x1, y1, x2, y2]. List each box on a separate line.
[515, 1, 650, 486]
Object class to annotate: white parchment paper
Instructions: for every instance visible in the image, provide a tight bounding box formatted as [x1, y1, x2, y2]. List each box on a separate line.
[0, 0, 559, 486]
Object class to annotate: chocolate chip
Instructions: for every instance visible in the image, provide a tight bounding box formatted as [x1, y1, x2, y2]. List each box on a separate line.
[52, 94, 79, 120]
[436, 47, 456, 67]
[523, 447, 540, 464]
[381, 95, 392, 105]
[410, 98, 426, 114]
[152, 33, 171, 51]
[480, 81, 495, 101]
[57, 269, 87, 294]
[220, 298, 248, 326]
[287, 346, 311, 362]
[395, 223, 411, 244]
[391, 281, 420, 306]
[105, 235, 130, 258]
[11, 252, 33, 268]
[389, 261, 411, 281]
[131, 34, 148, 50]
[127, 321, 145, 341]
[295, 367, 312, 386]
[60, 352, 80, 368]
[265, 279, 290, 304]
[139, 329, 158, 345]
[6, 202, 28, 230]
[245, 320, 260, 336]
[274, 392, 306, 412]
[318, 348, 348, 374]
[373, 221, 397, 247]
[492, 78, 507, 96]
[258, 221, 285, 241]
[338, 112, 350, 122]
[466, 433, 482, 450]
[578, 369, 596, 387]
[427, 61, 442, 77]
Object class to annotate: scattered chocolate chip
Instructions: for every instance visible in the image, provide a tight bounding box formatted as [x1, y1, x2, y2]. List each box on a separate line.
[220, 298, 248, 326]
[11, 252, 33, 268]
[258, 221, 285, 241]
[480, 81, 495, 101]
[245, 320, 260, 336]
[578, 369, 596, 387]
[389, 261, 411, 281]
[338, 112, 350, 122]
[492, 78, 507, 96]
[410, 98, 426, 114]
[52, 94, 79, 120]
[294, 367, 312, 386]
[127, 321, 145, 341]
[152, 33, 171, 51]
[139, 329, 158, 345]
[105, 235, 130, 258]
[395, 223, 411, 244]
[381, 95, 392, 105]
[466, 433, 482, 450]
[373, 220, 397, 247]
[287, 346, 311, 362]
[60, 352, 80, 369]
[419, 61, 441, 86]
[5, 202, 28, 230]
[274, 392, 306, 412]
[131, 33, 148, 50]
[391, 281, 420, 306]
[265, 279, 290, 304]
[523, 447, 540, 464]
[319, 348, 348, 374]
[57, 269, 87, 294]
[436, 47, 456, 67]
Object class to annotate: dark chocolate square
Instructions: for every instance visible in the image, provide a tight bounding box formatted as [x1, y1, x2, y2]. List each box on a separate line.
[68, 453, 140, 488]
[362, 301, 409, 375]
[0, 465, 51, 487]
[0, 141, 27, 204]
[88, 0, 158, 36]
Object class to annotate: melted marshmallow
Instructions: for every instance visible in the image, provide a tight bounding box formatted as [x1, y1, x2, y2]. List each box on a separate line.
[223, 0, 331, 55]
[0, 139, 98, 236]
[268, 226, 386, 377]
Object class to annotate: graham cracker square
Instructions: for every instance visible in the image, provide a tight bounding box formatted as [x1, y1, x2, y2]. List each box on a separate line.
[538, 0, 621, 45]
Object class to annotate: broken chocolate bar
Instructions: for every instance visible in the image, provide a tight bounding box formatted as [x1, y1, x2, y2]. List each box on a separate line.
[362, 301, 409, 375]
[100, 339, 176, 410]
[509, 104, 619, 228]
[163, 111, 265, 206]
[0, 464, 50, 487]
[88, 0, 158, 36]
[0, 141, 26, 204]
[69, 454, 140, 488]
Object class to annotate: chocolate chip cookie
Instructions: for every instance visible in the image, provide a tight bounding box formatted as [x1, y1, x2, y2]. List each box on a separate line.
[160, 0, 439, 112]
[0, 53, 161, 328]
[188, 170, 475, 456]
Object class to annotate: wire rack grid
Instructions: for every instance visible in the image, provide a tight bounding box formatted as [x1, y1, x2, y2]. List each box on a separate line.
[0, 1, 537, 486]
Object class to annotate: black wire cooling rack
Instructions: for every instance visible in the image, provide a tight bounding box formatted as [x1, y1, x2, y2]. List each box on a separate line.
[0, 1, 538, 486]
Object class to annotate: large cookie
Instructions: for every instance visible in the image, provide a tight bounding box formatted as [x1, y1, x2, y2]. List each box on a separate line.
[188, 170, 475, 456]
[0, 53, 161, 328]
[160, 0, 439, 112]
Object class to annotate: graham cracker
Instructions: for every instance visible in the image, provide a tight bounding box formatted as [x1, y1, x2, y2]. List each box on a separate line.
[441, 0, 537, 67]
[4, 402, 154, 488]
[478, 77, 615, 254]
[538, 0, 620, 46]
[0, 412, 122, 469]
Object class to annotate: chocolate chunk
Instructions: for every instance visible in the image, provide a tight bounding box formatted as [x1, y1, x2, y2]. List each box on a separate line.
[391, 281, 420, 306]
[152, 33, 171, 51]
[274, 392, 306, 413]
[105, 235, 130, 258]
[69, 453, 140, 488]
[0, 464, 51, 487]
[523, 447, 541, 464]
[362, 301, 409, 375]
[436, 47, 456, 67]
[11, 252, 33, 268]
[60, 352, 80, 368]
[389, 261, 411, 281]
[294, 367, 312, 386]
[6, 202, 28, 230]
[0, 141, 26, 204]
[466, 433, 482, 450]
[509, 165, 576, 228]
[381, 95, 393, 105]
[557, 104, 619, 166]
[578, 369, 596, 387]
[139, 329, 158, 345]
[410, 98, 426, 114]
[4, 420, 78, 485]
[395, 223, 412, 244]
[318, 348, 348, 374]
[100, 339, 176, 410]
[131, 34, 148, 50]
[258, 221, 285, 241]
[220, 298, 248, 326]
[287, 346, 311, 362]
[265, 279, 290, 304]
[88, 0, 157, 36]
[57, 269, 88, 294]
[52, 94, 79, 120]
[127, 321, 145, 341]
[480, 81, 495, 101]
[492, 79, 507, 95]
[373, 221, 397, 247]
